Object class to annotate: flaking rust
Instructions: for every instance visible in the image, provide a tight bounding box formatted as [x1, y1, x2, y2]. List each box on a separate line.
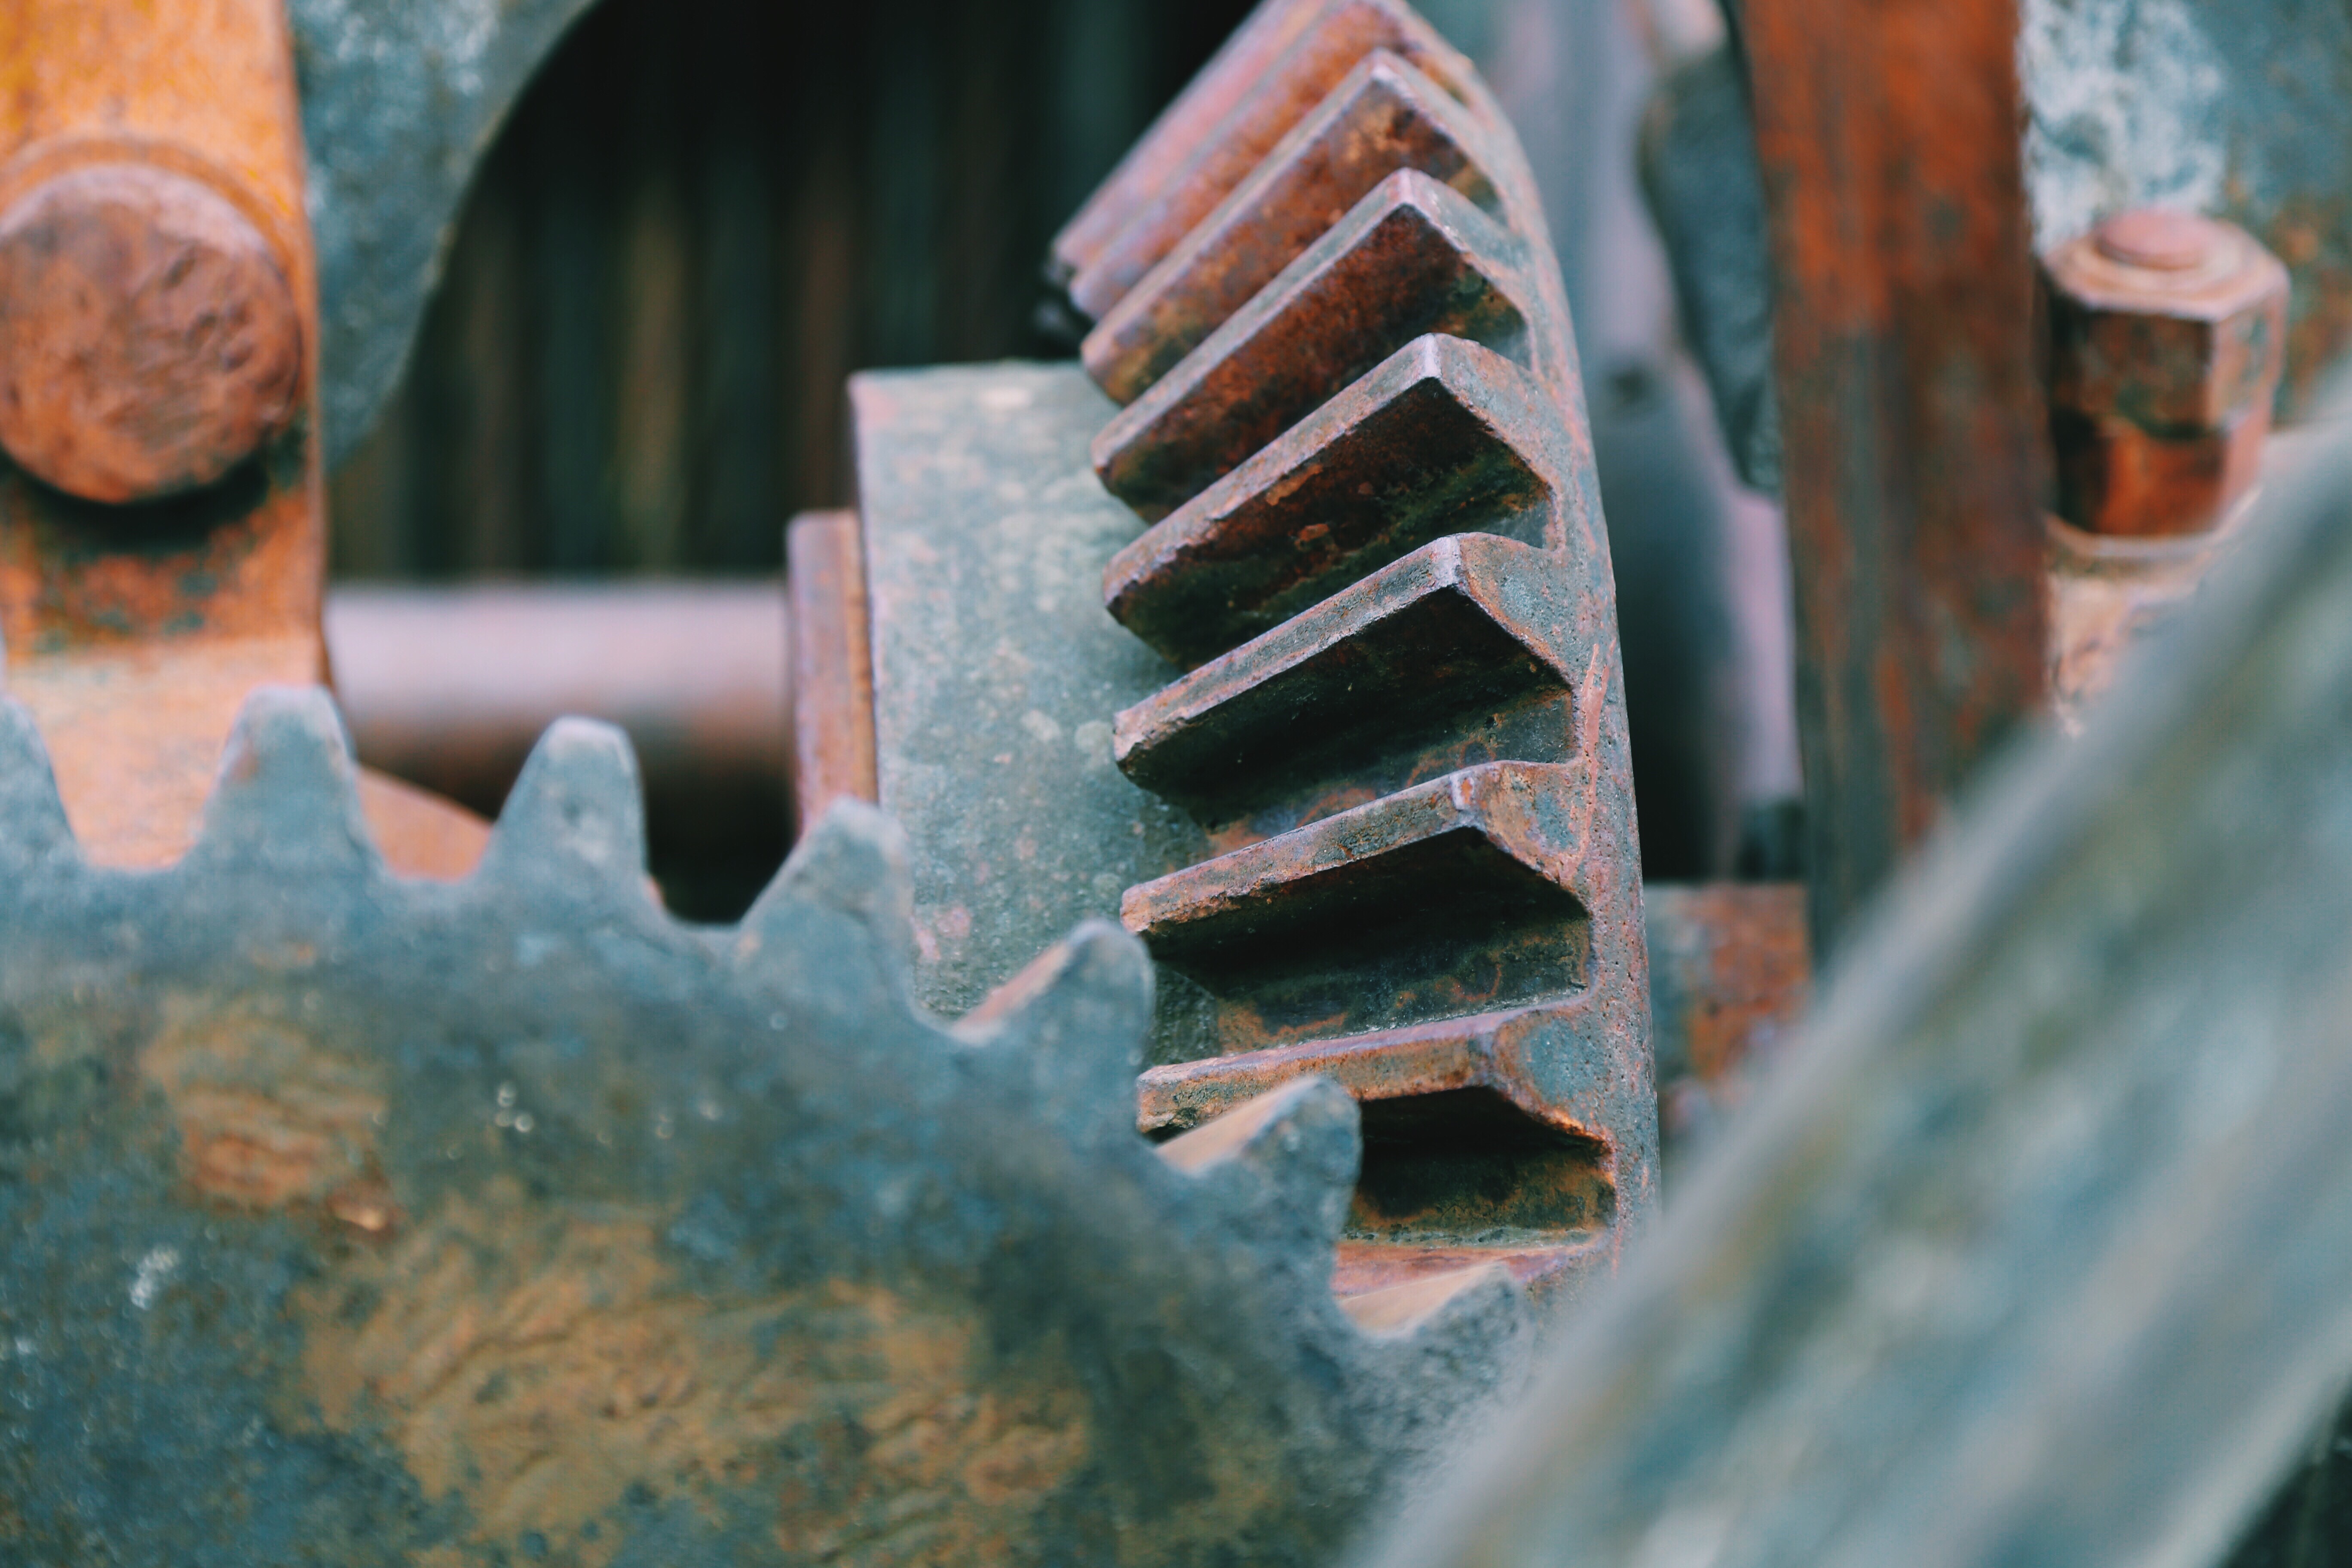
[1064, 0, 1654, 1311]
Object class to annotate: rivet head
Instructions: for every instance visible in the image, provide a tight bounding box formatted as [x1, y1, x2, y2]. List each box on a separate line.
[2092, 209, 2226, 273]
[0, 162, 303, 505]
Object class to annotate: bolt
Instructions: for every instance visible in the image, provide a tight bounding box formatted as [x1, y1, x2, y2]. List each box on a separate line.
[2042, 208, 2289, 537]
[0, 162, 302, 505]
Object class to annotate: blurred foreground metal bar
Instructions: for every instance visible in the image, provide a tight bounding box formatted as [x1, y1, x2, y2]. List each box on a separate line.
[1746, 0, 2051, 950]
[326, 579, 787, 819]
[1364, 406, 2352, 1567]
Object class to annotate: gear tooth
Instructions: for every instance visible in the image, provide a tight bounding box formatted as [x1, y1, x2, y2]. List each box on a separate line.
[1158, 1075, 1360, 1249]
[1341, 1262, 1530, 1348]
[185, 686, 375, 875]
[737, 799, 915, 969]
[952, 920, 1152, 1134]
[0, 700, 77, 871]
[478, 718, 650, 897]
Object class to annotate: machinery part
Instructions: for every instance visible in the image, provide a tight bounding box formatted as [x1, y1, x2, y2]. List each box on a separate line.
[1101, 334, 1571, 665]
[287, 0, 600, 469]
[811, 0, 1653, 1314]
[2044, 209, 2289, 539]
[1365, 392, 2352, 1568]
[0, 685, 1530, 1565]
[786, 509, 877, 836]
[0, 0, 487, 882]
[1642, 880, 1809, 1170]
[0, 163, 302, 503]
[1636, 40, 1781, 495]
[1745, 0, 2050, 952]
[2021, 0, 2352, 421]
[2046, 509, 2247, 733]
[326, 579, 789, 824]
[1079, 0, 1648, 1308]
[1081, 51, 1503, 406]
[1052, 0, 1479, 323]
[325, 579, 790, 914]
[1648, 1, 2352, 504]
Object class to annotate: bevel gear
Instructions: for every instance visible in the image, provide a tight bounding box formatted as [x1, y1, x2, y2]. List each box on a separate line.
[0, 686, 1527, 1566]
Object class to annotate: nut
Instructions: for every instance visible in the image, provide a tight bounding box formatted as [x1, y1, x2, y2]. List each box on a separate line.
[0, 162, 303, 505]
[2043, 210, 2288, 536]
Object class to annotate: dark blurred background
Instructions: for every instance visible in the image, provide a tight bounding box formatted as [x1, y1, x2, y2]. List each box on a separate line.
[325, 0, 1798, 912]
[328, 0, 1257, 576]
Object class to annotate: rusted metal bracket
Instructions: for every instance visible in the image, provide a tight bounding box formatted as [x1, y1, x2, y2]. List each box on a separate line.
[0, 0, 486, 879]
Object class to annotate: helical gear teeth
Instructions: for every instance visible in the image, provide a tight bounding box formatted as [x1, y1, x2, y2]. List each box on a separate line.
[475, 716, 652, 902]
[184, 686, 377, 878]
[0, 698, 78, 875]
[951, 919, 1154, 1142]
[1159, 1073, 1361, 1261]
[732, 798, 918, 1016]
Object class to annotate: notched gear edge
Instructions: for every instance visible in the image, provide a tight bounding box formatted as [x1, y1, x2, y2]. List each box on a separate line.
[0, 684, 1530, 1567]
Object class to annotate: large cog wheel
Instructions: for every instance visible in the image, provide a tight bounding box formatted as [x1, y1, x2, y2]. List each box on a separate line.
[0, 686, 1527, 1565]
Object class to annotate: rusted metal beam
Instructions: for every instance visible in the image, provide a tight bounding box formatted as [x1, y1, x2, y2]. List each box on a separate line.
[1745, 0, 2052, 949]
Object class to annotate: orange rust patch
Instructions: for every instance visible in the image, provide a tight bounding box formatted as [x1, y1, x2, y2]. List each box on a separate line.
[138, 992, 385, 1208]
[293, 1185, 1089, 1565]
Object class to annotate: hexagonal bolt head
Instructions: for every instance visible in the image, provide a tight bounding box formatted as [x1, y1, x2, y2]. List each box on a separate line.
[2043, 210, 2288, 537]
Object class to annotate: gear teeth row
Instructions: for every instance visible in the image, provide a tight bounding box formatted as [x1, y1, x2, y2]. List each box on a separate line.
[0, 683, 1529, 1565]
[1054, 0, 1658, 1314]
[184, 686, 382, 879]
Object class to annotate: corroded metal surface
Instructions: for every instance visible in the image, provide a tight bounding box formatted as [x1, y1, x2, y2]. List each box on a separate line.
[0, 163, 302, 503]
[1746, 0, 2051, 949]
[2044, 210, 2288, 538]
[1366, 398, 2352, 1568]
[1048, 0, 1654, 1311]
[1092, 181, 1535, 520]
[1081, 51, 1501, 405]
[2021, 0, 2352, 421]
[786, 509, 875, 834]
[287, 0, 600, 467]
[854, 363, 1211, 1031]
[1060, 0, 1478, 323]
[0, 0, 486, 879]
[0, 688, 1530, 1565]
